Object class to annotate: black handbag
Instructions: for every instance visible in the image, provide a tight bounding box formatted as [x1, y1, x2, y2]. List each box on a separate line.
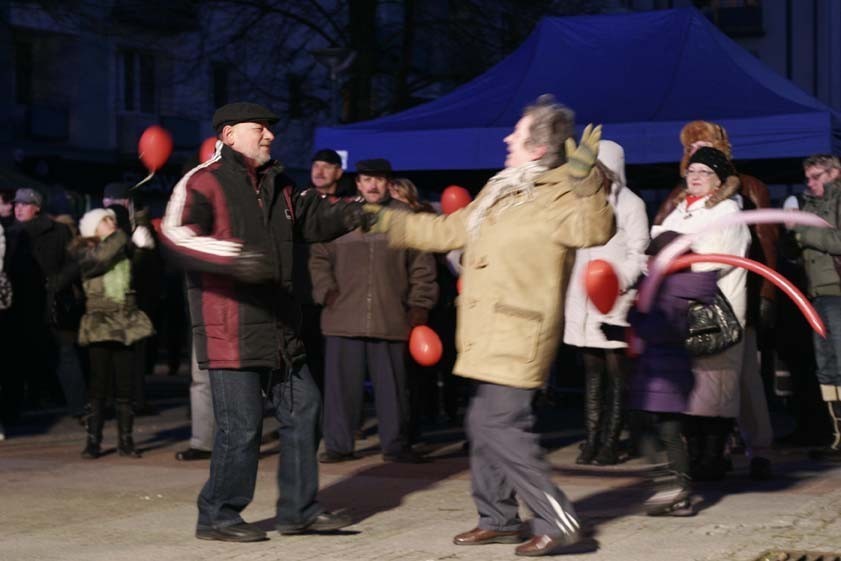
[685, 289, 743, 356]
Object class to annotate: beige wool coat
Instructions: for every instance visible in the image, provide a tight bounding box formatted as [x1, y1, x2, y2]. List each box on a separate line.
[384, 165, 615, 389]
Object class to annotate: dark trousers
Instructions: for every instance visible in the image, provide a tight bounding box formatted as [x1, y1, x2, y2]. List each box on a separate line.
[88, 342, 133, 402]
[636, 411, 689, 478]
[467, 382, 580, 538]
[197, 364, 322, 531]
[323, 336, 409, 457]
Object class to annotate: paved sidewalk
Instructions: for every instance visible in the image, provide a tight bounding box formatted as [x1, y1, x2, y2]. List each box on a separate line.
[1, 392, 841, 561]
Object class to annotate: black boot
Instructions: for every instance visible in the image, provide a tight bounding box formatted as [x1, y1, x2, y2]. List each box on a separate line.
[81, 400, 104, 459]
[577, 367, 603, 465]
[593, 354, 625, 466]
[692, 417, 731, 481]
[116, 400, 142, 458]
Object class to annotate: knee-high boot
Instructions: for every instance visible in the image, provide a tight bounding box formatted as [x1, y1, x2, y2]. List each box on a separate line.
[577, 368, 603, 464]
[116, 400, 141, 458]
[81, 399, 104, 459]
[594, 354, 625, 465]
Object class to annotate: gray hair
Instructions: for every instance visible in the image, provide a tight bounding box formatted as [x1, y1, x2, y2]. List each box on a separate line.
[803, 154, 841, 171]
[523, 94, 575, 168]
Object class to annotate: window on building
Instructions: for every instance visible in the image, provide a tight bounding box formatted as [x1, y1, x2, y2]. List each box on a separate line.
[119, 50, 156, 113]
[212, 62, 229, 107]
[15, 41, 33, 104]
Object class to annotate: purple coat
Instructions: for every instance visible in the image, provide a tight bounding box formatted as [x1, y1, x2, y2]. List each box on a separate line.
[627, 270, 718, 413]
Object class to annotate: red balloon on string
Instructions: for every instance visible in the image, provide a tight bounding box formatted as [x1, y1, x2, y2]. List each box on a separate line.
[199, 136, 217, 162]
[584, 259, 620, 314]
[138, 125, 173, 172]
[409, 326, 443, 366]
[440, 185, 472, 215]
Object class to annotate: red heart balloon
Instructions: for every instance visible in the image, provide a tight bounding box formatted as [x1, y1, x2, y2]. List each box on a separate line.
[138, 125, 173, 172]
[409, 325, 443, 366]
[199, 136, 217, 163]
[584, 259, 620, 314]
[440, 185, 472, 215]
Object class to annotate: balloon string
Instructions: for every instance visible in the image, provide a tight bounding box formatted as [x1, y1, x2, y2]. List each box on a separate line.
[131, 172, 155, 191]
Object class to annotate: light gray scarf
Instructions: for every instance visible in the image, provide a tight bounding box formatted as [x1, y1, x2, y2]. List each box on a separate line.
[466, 161, 547, 239]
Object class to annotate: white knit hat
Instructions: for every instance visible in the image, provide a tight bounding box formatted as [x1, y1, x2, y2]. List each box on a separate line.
[79, 208, 116, 238]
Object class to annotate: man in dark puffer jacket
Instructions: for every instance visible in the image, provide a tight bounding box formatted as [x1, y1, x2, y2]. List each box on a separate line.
[161, 102, 368, 542]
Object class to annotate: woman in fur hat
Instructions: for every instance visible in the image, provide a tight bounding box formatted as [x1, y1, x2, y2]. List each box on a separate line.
[654, 146, 751, 481]
[73, 208, 154, 459]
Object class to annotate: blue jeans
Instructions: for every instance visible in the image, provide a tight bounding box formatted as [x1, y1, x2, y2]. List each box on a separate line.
[197, 364, 323, 531]
[813, 296, 841, 388]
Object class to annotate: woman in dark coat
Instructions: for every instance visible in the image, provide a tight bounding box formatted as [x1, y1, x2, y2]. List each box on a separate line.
[627, 232, 718, 516]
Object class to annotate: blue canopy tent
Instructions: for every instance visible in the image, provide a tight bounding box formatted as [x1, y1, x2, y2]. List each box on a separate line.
[315, 8, 841, 170]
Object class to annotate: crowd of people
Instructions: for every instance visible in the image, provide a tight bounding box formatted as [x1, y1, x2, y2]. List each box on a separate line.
[0, 97, 839, 556]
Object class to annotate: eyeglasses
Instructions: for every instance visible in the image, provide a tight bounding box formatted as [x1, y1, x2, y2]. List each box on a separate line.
[805, 169, 829, 183]
[686, 168, 716, 177]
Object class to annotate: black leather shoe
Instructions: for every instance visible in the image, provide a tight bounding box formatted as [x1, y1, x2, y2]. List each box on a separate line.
[176, 448, 212, 461]
[383, 449, 429, 463]
[318, 450, 358, 463]
[196, 522, 268, 542]
[277, 511, 353, 535]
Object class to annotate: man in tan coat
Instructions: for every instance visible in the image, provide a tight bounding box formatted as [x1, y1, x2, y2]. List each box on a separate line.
[363, 95, 614, 556]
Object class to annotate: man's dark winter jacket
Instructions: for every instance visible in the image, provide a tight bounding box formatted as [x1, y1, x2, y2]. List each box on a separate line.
[5, 214, 80, 330]
[161, 145, 360, 370]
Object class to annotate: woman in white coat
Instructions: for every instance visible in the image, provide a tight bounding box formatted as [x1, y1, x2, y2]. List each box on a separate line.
[654, 146, 751, 480]
[564, 140, 650, 464]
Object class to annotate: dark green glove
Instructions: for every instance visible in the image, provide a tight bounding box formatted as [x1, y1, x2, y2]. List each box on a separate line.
[564, 124, 603, 180]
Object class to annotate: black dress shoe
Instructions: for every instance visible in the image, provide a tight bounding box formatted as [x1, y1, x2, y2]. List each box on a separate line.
[196, 522, 267, 542]
[515, 532, 597, 556]
[318, 450, 358, 463]
[277, 511, 353, 535]
[176, 448, 212, 461]
[383, 449, 429, 463]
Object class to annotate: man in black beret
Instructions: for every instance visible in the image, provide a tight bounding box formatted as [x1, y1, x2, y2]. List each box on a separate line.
[161, 102, 368, 542]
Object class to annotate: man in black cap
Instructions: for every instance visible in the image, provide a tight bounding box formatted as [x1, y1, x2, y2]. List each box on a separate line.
[295, 149, 350, 393]
[4, 187, 86, 424]
[161, 102, 368, 542]
[310, 158, 438, 464]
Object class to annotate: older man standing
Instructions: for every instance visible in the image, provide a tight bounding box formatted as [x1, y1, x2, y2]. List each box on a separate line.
[161, 102, 368, 542]
[363, 95, 613, 556]
[310, 158, 438, 464]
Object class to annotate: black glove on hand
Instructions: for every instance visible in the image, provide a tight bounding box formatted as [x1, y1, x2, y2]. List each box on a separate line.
[232, 250, 274, 284]
[408, 307, 429, 327]
[342, 202, 381, 232]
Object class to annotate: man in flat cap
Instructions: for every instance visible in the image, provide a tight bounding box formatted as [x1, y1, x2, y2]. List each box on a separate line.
[295, 149, 352, 393]
[310, 158, 438, 464]
[161, 102, 369, 542]
[4, 187, 86, 426]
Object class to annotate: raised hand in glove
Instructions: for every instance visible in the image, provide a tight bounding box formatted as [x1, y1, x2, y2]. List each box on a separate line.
[232, 250, 274, 284]
[361, 204, 391, 234]
[564, 124, 603, 180]
[408, 306, 429, 327]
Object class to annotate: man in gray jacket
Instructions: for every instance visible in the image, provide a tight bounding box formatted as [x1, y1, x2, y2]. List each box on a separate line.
[310, 158, 438, 463]
[791, 154, 841, 461]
